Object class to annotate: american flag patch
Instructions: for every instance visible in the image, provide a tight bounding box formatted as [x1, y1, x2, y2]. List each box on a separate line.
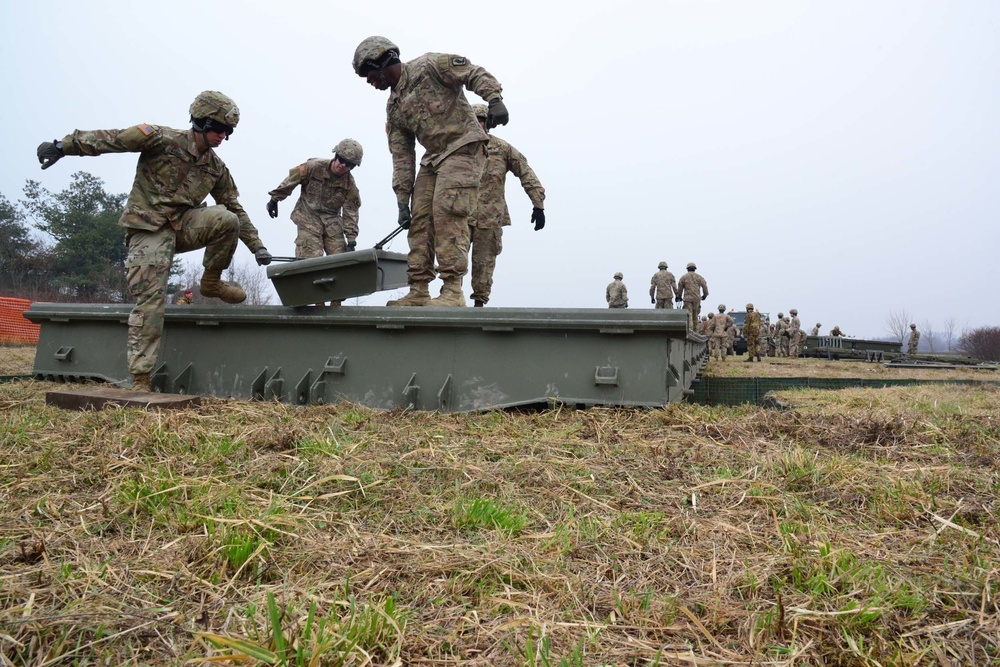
[137, 123, 154, 136]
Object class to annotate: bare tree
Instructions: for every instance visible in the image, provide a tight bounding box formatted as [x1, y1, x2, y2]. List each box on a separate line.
[957, 326, 1000, 362]
[223, 260, 273, 306]
[920, 318, 936, 353]
[884, 309, 911, 344]
[942, 316, 958, 352]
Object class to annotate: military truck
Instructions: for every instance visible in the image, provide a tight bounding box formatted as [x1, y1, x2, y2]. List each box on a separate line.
[731, 310, 771, 355]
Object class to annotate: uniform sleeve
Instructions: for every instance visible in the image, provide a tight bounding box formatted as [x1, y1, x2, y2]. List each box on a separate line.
[268, 163, 308, 202]
[505, 144, 545, 209]
[388, 124, 417, 206]
[435, 54, 503, 102]
[699, 276, 709, 298]
[342, 178, 361, 243]
[649, 277, 656, 299]
[60, 124, 161, 156]
[212, 167, 264, 253]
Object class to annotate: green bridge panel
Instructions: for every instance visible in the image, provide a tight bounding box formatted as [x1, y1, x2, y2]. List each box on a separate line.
[26, 304, 708, 412]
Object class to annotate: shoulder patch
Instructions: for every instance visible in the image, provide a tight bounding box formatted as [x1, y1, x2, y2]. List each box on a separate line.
[298, 164, 308, 178]
[137, 123, 154, 136]
[451, 57, 467, 67]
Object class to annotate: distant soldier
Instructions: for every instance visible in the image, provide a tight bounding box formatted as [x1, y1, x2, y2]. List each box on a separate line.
[649, 261, 677, 309]
[708, 304, 733, 361]
[676, 262, 708, 329]
[743, 303, 762, 362]
[781, 317, 792, 357]
[267, 139, 363, 259]
[810, 322, 821, 336]
[725, 315, 737, 357]
[774, 313, 787, 357]
[606, 272, 628, 308]
[830, 325, 844, 337]
[174, 288, 194, 305]
[788, 308, 802, 358]
[696, 315, 709, 335]
[468, 104, 545, 307]
[908, 323, 920, 355]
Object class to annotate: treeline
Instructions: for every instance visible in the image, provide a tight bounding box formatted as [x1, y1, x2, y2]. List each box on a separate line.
[0, 172, 180, 302]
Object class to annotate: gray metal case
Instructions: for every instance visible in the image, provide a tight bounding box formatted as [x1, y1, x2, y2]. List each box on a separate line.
[266, 249, 408, 306]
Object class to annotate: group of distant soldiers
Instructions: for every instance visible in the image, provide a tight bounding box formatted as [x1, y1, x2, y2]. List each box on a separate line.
[608, 261, 709, 329]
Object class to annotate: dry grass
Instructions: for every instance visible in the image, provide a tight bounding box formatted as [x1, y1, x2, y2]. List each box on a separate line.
[0, 345, 35, 376]
[1, 376, 998, 666]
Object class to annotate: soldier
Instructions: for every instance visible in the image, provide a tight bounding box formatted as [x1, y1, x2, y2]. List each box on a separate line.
[676, 262, 709, 329]
[467, 104, 545, 307]
[649, 261, 677, 309]
[830, 325, 844, 337]
[774, 313, 787, 357]
[267, 139, 363, 259]
[708, 304, 733, 361]
[788, 308, 802, 358]
[743, 303, 762, 362]
[698, 313, 713, 335]
[810, 322, 821, 336]
[781, 316, 792, 357]
[174, 288, 194, 305]
[36, 91, 265, 391]
[606, 272, 628, 308]
[353, 36, 507, 307]
[907, 323, 920, 355]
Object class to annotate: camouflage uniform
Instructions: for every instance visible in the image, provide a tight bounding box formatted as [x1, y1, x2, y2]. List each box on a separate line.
[743, 309, 762, 360]
[810, 324, 821, 336]
[830, 326, 844, 337]
[908, 325, 920, 355]
[677, 266, 708, 329]
[788, 310, 801, 358]
[386, 54, 500, 296]
[468, 133, 544, 305]
[708, 308, 733, 361]
[269, 159, 361, 258]
[58, 122, 257, 376]
[649, 265, 677, 309]
[606, 275, 628, 308]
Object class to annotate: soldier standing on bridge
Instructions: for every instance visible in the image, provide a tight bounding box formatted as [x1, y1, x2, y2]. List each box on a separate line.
[908, 323, 920, 355]
[267, 139, 363, 259]
[35, 90, 267, 392]
[788, 308, 802, 358]
[676, 262, 708, 329]
[353, 36, 507, 307]
[467, 104, 545, 308]
[606, 272, 629, 308]
[811, 322, 821, 336]
[708, 304, 733, 361]
[649, 261, 677, 309]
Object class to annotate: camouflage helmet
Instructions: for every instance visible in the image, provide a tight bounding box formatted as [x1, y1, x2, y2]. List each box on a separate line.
[472, 104, 489, 120]
[777, 312, 784, 318]
[613, 272, 623, 279]
[718, 304, 726, 312]
[189, 91, 240, 129]
[746, 303, 754, 310]
[353, 36, 400, 76]
[658, 261, 668, 269]
[333, 138, 363, 166]
[790, 308, 798, 315]
[816, 322, 822, 327]
[686, 262, 696, 270]
[707, 312, 714, 318]
[910, 323, 916, 328]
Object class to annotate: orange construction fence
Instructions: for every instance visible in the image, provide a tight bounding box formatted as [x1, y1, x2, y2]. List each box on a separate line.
[0, 297, 40, 344]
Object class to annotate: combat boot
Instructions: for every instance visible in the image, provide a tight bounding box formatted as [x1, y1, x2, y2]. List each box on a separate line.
[744, 355, 754, 363]
[428, 279, 466, 307]
[474, 300, 485, 308]
[131, 373, 151, 392]
[387, 283, 430, 307]
[200, 269, 247, 304]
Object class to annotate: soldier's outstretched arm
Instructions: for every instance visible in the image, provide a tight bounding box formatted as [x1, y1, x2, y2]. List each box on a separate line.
[41, 124, 160, 169]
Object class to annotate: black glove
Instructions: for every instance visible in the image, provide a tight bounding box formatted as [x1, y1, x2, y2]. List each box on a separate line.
[701, 295, 707, 301]
[266, 198, 278, 218]
[486, 98, 509, 129]
[675, 297, 683, 303]
[346, 240, 357, 251]
[37, 140, 64, 170]
[254, 247, 273, 266]
[398, 202, 411, 230]
[531, 207, 545, 231]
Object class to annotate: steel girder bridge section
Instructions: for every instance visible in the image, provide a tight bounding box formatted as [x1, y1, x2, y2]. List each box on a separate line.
[26, 304, 707, 412]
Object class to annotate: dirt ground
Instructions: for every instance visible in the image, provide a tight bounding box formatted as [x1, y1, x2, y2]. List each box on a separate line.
[0, 345, 35, 375]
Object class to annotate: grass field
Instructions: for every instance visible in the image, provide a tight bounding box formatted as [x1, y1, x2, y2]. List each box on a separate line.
[1, 347, 998, 666]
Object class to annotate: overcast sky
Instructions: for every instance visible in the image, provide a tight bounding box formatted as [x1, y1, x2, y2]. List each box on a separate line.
[3, 0, 998, 338]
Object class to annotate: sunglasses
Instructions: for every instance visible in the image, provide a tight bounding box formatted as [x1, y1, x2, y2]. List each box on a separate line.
[205, 119, 234, 136]
[334, 154, 357, 170]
